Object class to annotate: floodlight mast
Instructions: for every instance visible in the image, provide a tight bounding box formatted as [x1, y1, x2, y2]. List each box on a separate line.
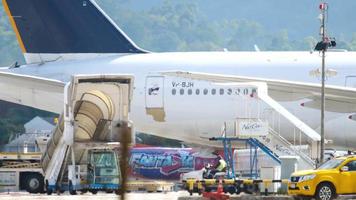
[319, 2, 327, 164]
[313, 2, 336, 165]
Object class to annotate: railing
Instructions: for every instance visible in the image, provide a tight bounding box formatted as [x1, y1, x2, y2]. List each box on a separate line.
[2, 132, 53, 153]
[232, 118, 316, 168]
[1, 144, 38, 153]
[259, 103, 319, 156]
[267, 127, 315, 167]
[261, 107, 319, 158]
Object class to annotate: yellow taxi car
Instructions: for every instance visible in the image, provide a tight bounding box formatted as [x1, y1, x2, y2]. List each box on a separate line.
[288, 155, 356, 200]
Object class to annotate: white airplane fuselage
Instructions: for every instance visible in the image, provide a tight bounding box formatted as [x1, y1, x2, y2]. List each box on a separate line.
[7, 51, 356, 149]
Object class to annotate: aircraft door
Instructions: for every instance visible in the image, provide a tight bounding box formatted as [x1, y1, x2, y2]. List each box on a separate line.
[145, 76, 164, 108]
[345, 75, 356, 88]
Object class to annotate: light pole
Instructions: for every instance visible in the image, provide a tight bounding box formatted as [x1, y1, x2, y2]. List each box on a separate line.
[314, 2, 336, 164]
[320, 2, 327, 164]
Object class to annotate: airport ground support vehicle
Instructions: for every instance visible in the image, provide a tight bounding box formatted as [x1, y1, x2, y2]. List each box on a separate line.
[67, 148, 122, 195]
[0, 148, 122, 194]
[0, 152, 44, 193]
[1, 74, 133, 195]
[288, 155, 356, 200]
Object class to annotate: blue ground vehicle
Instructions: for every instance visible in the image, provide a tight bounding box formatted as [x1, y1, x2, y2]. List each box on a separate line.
[68, 149, 122, 195]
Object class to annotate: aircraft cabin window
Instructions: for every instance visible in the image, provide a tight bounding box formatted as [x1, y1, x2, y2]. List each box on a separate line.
[211, 89, 216, 95]
[227, 88, 232, 95]
[172, 89, 176, 95]
[203, 89, 208, 95]
[235, 88, 240, 95]
[219, 88, 224, 95]
[188, 89, 192, 95]
[196, 89, 200, 95]
[180, 89, 184, 95]
[243, 88, 248, 95]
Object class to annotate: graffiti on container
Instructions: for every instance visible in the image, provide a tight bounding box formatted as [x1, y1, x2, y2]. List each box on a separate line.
[129, 148, 218, 180]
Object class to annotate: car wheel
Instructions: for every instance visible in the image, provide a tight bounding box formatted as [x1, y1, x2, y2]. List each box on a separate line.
[315, 183, 335, 200]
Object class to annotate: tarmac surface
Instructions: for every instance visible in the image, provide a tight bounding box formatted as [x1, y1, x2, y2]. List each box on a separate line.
[0, 191, 184, 200]
[0, 192, 287, 200]
[0, 192, 355, 200]
[0, 191, 286, 200]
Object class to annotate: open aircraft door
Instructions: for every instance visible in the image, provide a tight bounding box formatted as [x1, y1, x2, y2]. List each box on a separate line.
[145, 76, 165, 108]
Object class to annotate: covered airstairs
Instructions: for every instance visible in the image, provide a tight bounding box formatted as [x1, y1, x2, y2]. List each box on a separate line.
[41, 75, 133, 193]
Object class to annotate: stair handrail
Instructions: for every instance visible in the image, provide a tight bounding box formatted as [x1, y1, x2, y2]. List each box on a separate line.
[268, 127, 315, 166]
[253, 118, 315, 166]
[247, 138, 281, 164]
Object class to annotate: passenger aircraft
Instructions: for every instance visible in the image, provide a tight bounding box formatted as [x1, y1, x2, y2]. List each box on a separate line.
[1, 0, 356, 150]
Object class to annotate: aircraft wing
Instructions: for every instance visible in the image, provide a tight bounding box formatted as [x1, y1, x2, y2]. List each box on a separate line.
[162, 71, 356, 113]
[0, 71, 64, 113]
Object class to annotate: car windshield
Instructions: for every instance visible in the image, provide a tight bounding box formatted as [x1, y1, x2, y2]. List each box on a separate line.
[318, 159, 345, 169]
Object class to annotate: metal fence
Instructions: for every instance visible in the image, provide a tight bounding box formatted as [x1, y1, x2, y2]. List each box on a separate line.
[1, 132, 52, 153]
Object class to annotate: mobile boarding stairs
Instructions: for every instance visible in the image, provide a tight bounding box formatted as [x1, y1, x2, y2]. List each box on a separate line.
[217, 82, 320, 177]
[41, 74, 134, 194]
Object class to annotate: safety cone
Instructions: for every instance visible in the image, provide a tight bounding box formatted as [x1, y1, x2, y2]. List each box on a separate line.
[202, 178, 230, 200]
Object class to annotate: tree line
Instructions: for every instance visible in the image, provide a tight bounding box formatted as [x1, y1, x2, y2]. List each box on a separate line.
[1, 1, 356, 67]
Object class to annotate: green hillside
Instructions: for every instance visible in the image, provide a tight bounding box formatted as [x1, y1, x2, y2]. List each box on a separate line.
[1, 0, 356, 67]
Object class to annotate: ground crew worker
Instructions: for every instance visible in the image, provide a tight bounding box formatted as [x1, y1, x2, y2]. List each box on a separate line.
[215, 154, 227, 172]
[203, 153, 227, 178]
[208, 152, 227, 178]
